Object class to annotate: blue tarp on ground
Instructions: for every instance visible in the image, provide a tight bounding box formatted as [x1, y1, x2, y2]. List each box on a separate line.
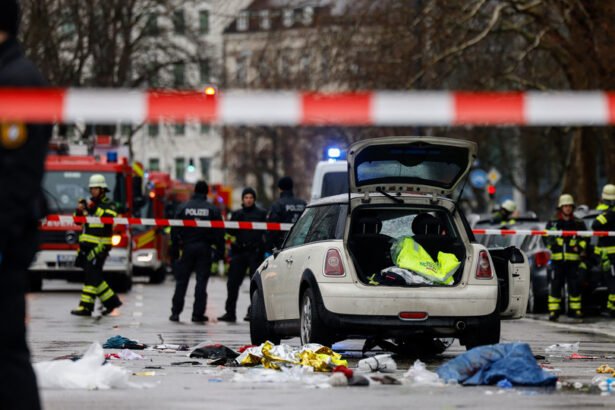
[436, 343, 557, 386]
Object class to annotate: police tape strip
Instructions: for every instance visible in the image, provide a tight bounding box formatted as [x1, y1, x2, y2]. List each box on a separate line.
[42, 215, 615, 236]
[3, 88, 615, 125]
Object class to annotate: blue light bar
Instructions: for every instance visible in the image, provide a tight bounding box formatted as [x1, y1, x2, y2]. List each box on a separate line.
[327, 147, 342, 159]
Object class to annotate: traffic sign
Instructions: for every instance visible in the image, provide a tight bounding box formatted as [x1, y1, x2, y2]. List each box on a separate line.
[487, 167, 501, 185]
[469, 169, 488, 189]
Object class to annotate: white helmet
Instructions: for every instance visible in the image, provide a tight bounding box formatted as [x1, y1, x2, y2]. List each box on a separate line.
[558, 194, 575, 208]
[602, 184, 615, 201]
[88, 174, 108, 189]
[501, 199, 517, 213]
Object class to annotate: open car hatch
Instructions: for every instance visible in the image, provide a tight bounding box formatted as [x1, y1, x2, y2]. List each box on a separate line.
[347, 136, 477, 197]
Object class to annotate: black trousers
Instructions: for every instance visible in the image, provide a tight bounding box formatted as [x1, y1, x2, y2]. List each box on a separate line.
[224, 248, 262, 317]
[605, 256, 615, 311]
[171, 243, 212, 317]
[549, 261, 581, 310]
[77, 248, 120, 311]
[0, 228, 41, 410]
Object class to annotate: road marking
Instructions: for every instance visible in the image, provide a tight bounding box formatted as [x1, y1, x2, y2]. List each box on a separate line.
[136, 294, 143, 301]
[135, 302, 143, 307]
[133, 311, 143, 317]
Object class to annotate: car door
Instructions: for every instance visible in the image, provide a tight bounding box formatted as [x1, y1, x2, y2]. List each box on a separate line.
[488, 247, 530, 319]
[264, 207, 316, 320]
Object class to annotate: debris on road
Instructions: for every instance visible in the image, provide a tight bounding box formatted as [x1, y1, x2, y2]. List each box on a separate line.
[34, 343, 151, 390]
[357, 354, 397, 373]
[103, 335, 147, 350]
[403, 360, 444, 386]
[592, 376, 615, 393]
[596, 364, 615, 376]
[235, 342, 347, 371]
[170, 361, 203, 366]
[189, 343, 239, 360]
[118, 350, 145, 360]
[232, 366, 331, 386]
[545, 342, 579, 355]
[436, 343, 557, 387]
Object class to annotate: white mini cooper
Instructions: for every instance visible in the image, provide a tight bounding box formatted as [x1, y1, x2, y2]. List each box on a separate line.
[250, 137, 529, 352]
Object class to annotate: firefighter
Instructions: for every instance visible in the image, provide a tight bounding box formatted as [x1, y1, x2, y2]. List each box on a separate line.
[218, 187, 267, 322]
[265, 176, 307, 253]
[544, 194, 587, 321]
[592, 185, 615, 316]
[71, 174, 123, 316]
[491, 199, 517, 226]
[169, 180, 225, 323]
[0, 1, 51, 407]
[597, 184, 615, 211]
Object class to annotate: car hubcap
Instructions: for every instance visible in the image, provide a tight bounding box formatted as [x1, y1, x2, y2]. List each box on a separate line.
[301, 296, 312, 343]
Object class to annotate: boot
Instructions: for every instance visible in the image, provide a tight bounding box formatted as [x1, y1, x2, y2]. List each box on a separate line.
[71, 306, 92, 316]
[217, 313, 236, 322]
[101, 297, 122, 316]
[548, 311, 559, 322]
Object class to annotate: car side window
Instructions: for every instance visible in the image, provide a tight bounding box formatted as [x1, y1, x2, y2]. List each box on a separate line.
[283, 207, 316, 249]
[304, 205, 341, 244]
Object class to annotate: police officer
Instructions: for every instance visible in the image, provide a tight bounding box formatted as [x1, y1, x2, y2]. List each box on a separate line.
[491, 199, 517, 225]
[544, 194, 587, 321]
[266, 176, 307, 253]
[592, 186, 615, 316]
[0, 1, 50, 408]
[218, 187, 267, 322]
[71, 174, 123, 316]
[170, 180, 224, 323]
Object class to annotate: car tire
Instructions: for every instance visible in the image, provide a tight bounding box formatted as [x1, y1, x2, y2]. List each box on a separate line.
[300, 288, 331, 346]
[463, 312, 501, 350]
[250, 289, 280, 345]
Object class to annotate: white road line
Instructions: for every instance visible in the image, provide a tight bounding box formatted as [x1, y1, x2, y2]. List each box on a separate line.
[135, 302, 143, 307]
[133, 312, 143, 317]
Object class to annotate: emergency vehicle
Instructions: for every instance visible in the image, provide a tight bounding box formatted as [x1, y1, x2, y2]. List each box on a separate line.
[30, 153, 138, 292]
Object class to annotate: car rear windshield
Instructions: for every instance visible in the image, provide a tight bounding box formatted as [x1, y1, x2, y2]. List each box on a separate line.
[321, 171, 348, 197]
[355, 144, 468, 189]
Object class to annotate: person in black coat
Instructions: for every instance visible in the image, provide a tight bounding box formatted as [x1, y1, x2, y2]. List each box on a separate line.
[169, 180, 225, 323]
[265, 176, 307, 253]
[0, 1, 51, 408]
[218, 187, 267, 322]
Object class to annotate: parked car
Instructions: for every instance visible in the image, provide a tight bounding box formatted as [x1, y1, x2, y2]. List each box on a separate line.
[249, 137, 530, 353]
[310, 160, 348, 202]
[475, 218, 550, 314]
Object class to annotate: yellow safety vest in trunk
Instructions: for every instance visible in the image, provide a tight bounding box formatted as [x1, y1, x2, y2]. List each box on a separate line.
[392, 237, 460, 285]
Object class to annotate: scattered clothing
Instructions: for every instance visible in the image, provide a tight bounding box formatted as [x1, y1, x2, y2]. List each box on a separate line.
[102, 335, 147, 350]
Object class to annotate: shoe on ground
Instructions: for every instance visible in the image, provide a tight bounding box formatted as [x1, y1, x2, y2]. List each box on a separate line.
[102, 300, 123, 316]
[548, 311, 559, 322]
[243, 313, 251, 322]
[571, 310, 583, 319]
[71, 307, 92, 316]
[217, 313, 236, 323]
[191, 315, 208, 323]
[169, 314, 180, 322]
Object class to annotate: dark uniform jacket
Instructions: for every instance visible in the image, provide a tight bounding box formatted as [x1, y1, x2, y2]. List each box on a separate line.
[228, 204, 267, 252]
[266, 191, 306, 251]
[172, 193, 225, 254]
[544, 216, 587, 262]
[592, 205, 615, 261]
[0, 37, 52, 243]
[75, 196, 118, 258]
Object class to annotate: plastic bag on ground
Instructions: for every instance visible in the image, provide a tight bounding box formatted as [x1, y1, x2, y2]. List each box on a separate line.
[118, 349, 144, 360]
[34, 342, 151, 390]
[545, 342, 579, 355]
[357, 354, 397, 373]
[436, 343, 557, 386]
[403, 360, 443, 386]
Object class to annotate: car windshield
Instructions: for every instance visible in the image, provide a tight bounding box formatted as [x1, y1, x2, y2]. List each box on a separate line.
[43, 171, 124, 213]
[354, 144, 468, 189]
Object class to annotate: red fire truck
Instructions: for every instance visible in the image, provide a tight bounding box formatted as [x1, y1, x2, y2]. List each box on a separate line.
[30, 153, 138, 292]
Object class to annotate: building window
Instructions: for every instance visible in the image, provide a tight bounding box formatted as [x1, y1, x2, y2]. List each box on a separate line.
[144, 13, 158, 36]
[237, 11, 248, 31]
[199, 10, 209, 34]
[200, 123, 211, 134]
[199, 157, 211, 180]
[148, 123, 159, 137]
[236, 56, 248, 86]
[175, 157, 186, 180]
[173, 9, 185, 35]
[120, 124, 132, 136]
[199, 60, 210, 82]
[259, 10, 270, 30]
[282, 9, 294, 27]
[173, 63, 185, 87]
[148, 158, 160, 171]
[174, 123, 185, 136]
[303, 7, 314, 25]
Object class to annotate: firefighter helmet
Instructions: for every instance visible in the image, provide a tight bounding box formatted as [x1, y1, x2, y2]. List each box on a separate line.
[88, 174, 108, 189]
[558, 194, 575, 208]
[602, 184, 615, 201]
[501, 199, 517, 213]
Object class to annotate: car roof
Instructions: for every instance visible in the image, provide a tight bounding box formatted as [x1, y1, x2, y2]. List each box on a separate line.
[307, 192, 455, 207]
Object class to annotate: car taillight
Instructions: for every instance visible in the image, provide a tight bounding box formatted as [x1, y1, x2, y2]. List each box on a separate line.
[534, 250, 550, 268]
[399, 312, 428, 320]
[324, 249, 344, 276]
[476, 250, 493, 279]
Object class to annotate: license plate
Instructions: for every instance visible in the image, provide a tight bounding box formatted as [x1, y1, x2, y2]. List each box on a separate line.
[57, 254, 76, 267]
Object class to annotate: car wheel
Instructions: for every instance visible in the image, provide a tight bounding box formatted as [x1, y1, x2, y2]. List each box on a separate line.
[300, 288, 331, 346]
[250, 289, 280, 345]
[463, 312, 501, 350]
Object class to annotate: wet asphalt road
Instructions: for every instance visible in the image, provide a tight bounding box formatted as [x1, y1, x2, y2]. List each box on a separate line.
[27, 275, 615, 409]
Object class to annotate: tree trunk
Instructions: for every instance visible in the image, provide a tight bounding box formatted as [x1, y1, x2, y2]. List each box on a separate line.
[562, 129, 597, 206]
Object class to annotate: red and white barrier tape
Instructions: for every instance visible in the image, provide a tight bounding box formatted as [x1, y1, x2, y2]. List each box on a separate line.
[42, 215, 615, 236]
[3, 88, 615, 125]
